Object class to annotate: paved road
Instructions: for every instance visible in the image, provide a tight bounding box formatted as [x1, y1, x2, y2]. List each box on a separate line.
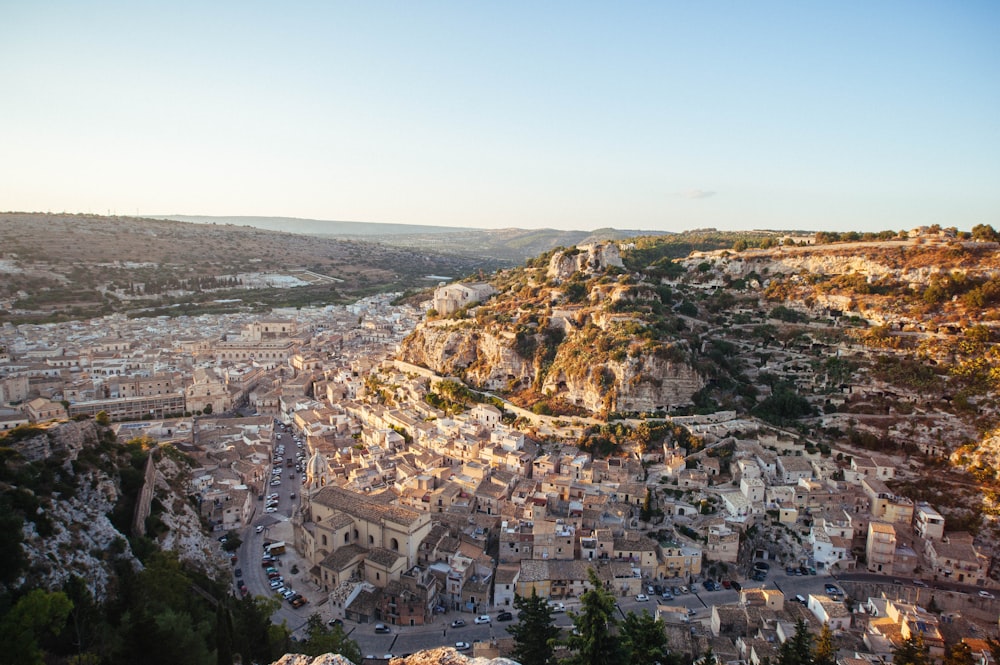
[234, 430, 315, 633]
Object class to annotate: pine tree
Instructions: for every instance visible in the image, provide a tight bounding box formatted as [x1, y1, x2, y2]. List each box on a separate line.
[813, 623, 836, 665]
[509, 589, 560, 665]
[561, 568, 626, 665]
[892, 633, 929, 665]
[621, 610, 672, 665]
[944, 642, 975, 665]
[777, 619, 813, 665]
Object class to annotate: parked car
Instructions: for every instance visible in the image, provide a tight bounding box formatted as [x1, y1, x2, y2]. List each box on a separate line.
[374, 623, 391, 633]
[291, 596, 307, 608]
[455, 642, 471, 651]
[661, 590, 673, 600]
[721, 580, 731, 589]
[978, 590, 995, 599]
[269, 580, 282, 589]
[549, 602, 565, 613]
[635, 594, 649, 602]
[730, 581, 742, 592]
[234, 568, 242, 578]
[474, 615, 491, 624]
[497, 611, 513, 622]
[328, 618, 344, 627]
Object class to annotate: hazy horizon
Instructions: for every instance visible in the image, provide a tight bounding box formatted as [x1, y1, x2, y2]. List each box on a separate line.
[2, 2, 998, 233]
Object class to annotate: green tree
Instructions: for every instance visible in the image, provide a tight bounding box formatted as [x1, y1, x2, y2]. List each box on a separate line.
[892, 633, 929, 665]
[294, 614, 362, 663]
[230, 595, 283, 664]
[813, 623, 836, 665]
[777, 619, 813, 665]
[95, 410, 111, 426]
[621, 610, 672, 665]
[561, 568, 626, 665]
[509, 588, 560, 665]
[944, 642, 975, 665]
[0, 589, 74, 665]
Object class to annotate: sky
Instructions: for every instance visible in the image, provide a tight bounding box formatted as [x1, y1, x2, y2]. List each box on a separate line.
[1, 2, 998, 233]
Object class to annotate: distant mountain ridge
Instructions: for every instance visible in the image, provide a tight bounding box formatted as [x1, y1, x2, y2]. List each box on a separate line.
[152, 214, 672, 262]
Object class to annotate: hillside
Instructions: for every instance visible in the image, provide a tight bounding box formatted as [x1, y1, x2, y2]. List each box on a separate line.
[399, 229, 1000, 535]
[0, 213, 495, 323]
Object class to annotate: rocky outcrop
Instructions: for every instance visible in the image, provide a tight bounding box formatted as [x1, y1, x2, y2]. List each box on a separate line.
[542, 353, 703, 414]
[271, 647, 520, 665]
[8, 419, 99, 464]
[400, 326, 534, 392]
[547, 242, 623, 283]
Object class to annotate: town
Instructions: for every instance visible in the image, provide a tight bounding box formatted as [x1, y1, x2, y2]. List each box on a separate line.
[2, 243, 997, 664]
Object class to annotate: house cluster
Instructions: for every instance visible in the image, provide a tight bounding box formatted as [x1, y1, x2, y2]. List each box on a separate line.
[674, 584, 993, 665]
[0, 293, 420, 428]
[655, 419, 990, 589]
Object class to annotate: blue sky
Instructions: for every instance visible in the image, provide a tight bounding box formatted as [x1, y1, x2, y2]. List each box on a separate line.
[2, 2, 998, 232]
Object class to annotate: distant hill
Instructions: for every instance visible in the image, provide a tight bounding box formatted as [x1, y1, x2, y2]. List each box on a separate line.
[153, 214, 671, 263]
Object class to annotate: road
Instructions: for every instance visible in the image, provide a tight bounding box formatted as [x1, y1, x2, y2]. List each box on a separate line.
[233, 429, 314, 634]
[347, 568, 837, 658]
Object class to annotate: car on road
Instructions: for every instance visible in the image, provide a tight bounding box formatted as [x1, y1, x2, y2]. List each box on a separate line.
[455, 642, 471, 651]
[549, 602, 565, 613]
[265, 506, 278, 513]
[450, 619, 466, 628]
[661, 590, 672, 600]
[497, 611, 513, 622]
[702, 580, 716, 591]
[679, 586, 688, 594]
[635, 594, 649, 602]
[913, 580, 928, 588]
[282, 589, 296, 599]
[730, 581, 742, 591]
[474, 615, 491, 624]
[374, 623, 391, 633]
[234, 568, 242, 578]
[269, 580, 283, 589]
[671, 586, 682, 596]
[270, 479, 281, 486]
[978, 590, 995, 599]
[328, 618, 344, 627]
[268, 493, 279, 500]
[256, 525, 264, 533]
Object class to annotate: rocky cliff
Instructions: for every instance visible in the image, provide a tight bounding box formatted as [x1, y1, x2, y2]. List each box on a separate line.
[398, 241, 703, 416]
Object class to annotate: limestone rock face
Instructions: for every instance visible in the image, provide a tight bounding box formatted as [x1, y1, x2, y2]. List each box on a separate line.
[19, 466, 135, 601]
[542, 354, 704, 413]
[547, 242, 623, 283]
[399, 320, 703, 413]
[9, 419, 99, 464]
[400, 326, 534, 392]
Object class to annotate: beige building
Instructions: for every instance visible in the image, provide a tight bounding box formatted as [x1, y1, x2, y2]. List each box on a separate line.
[295, 485, 433, 592]
[866, 521, 896, 574]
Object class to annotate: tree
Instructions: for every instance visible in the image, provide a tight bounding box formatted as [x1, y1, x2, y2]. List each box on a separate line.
[561, 568, 626, 665]
[0, 589, 74, 665]
[95, 410, 110, 426]
[509, 588, 560, 665]
[944, 642, 975, 665]
[621, 610, 672, 665]
[203, 403, 213, 415]
[892, 633, 929, 665]
[294, 613, 362, 663]
[777, 619, 813, 665]
[813, 623, 836, 665]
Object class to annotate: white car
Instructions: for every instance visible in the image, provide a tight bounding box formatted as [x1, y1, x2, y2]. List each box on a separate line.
[474, 615, 491, 625]
[255, 525, 264, 533]
[978, 590, 996, 599]
[636, 594, 649, 602]
[268, 493, 279, 500]
[455, 642, 471, 651]
[269, 580, 282, 589]
[270, 480, 281, 486]
[265, 506, 277, 513]
[549, 602, 565, 613]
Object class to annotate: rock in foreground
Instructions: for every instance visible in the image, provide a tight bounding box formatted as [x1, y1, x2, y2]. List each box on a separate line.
[272, 647, 519, 665]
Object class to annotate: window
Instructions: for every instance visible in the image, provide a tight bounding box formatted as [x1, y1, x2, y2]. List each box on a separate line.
[322, 535, 327, 546]
[390, 538, 399, 551]
[369, 535, 374, 545]
[344, 533, 349, 543]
